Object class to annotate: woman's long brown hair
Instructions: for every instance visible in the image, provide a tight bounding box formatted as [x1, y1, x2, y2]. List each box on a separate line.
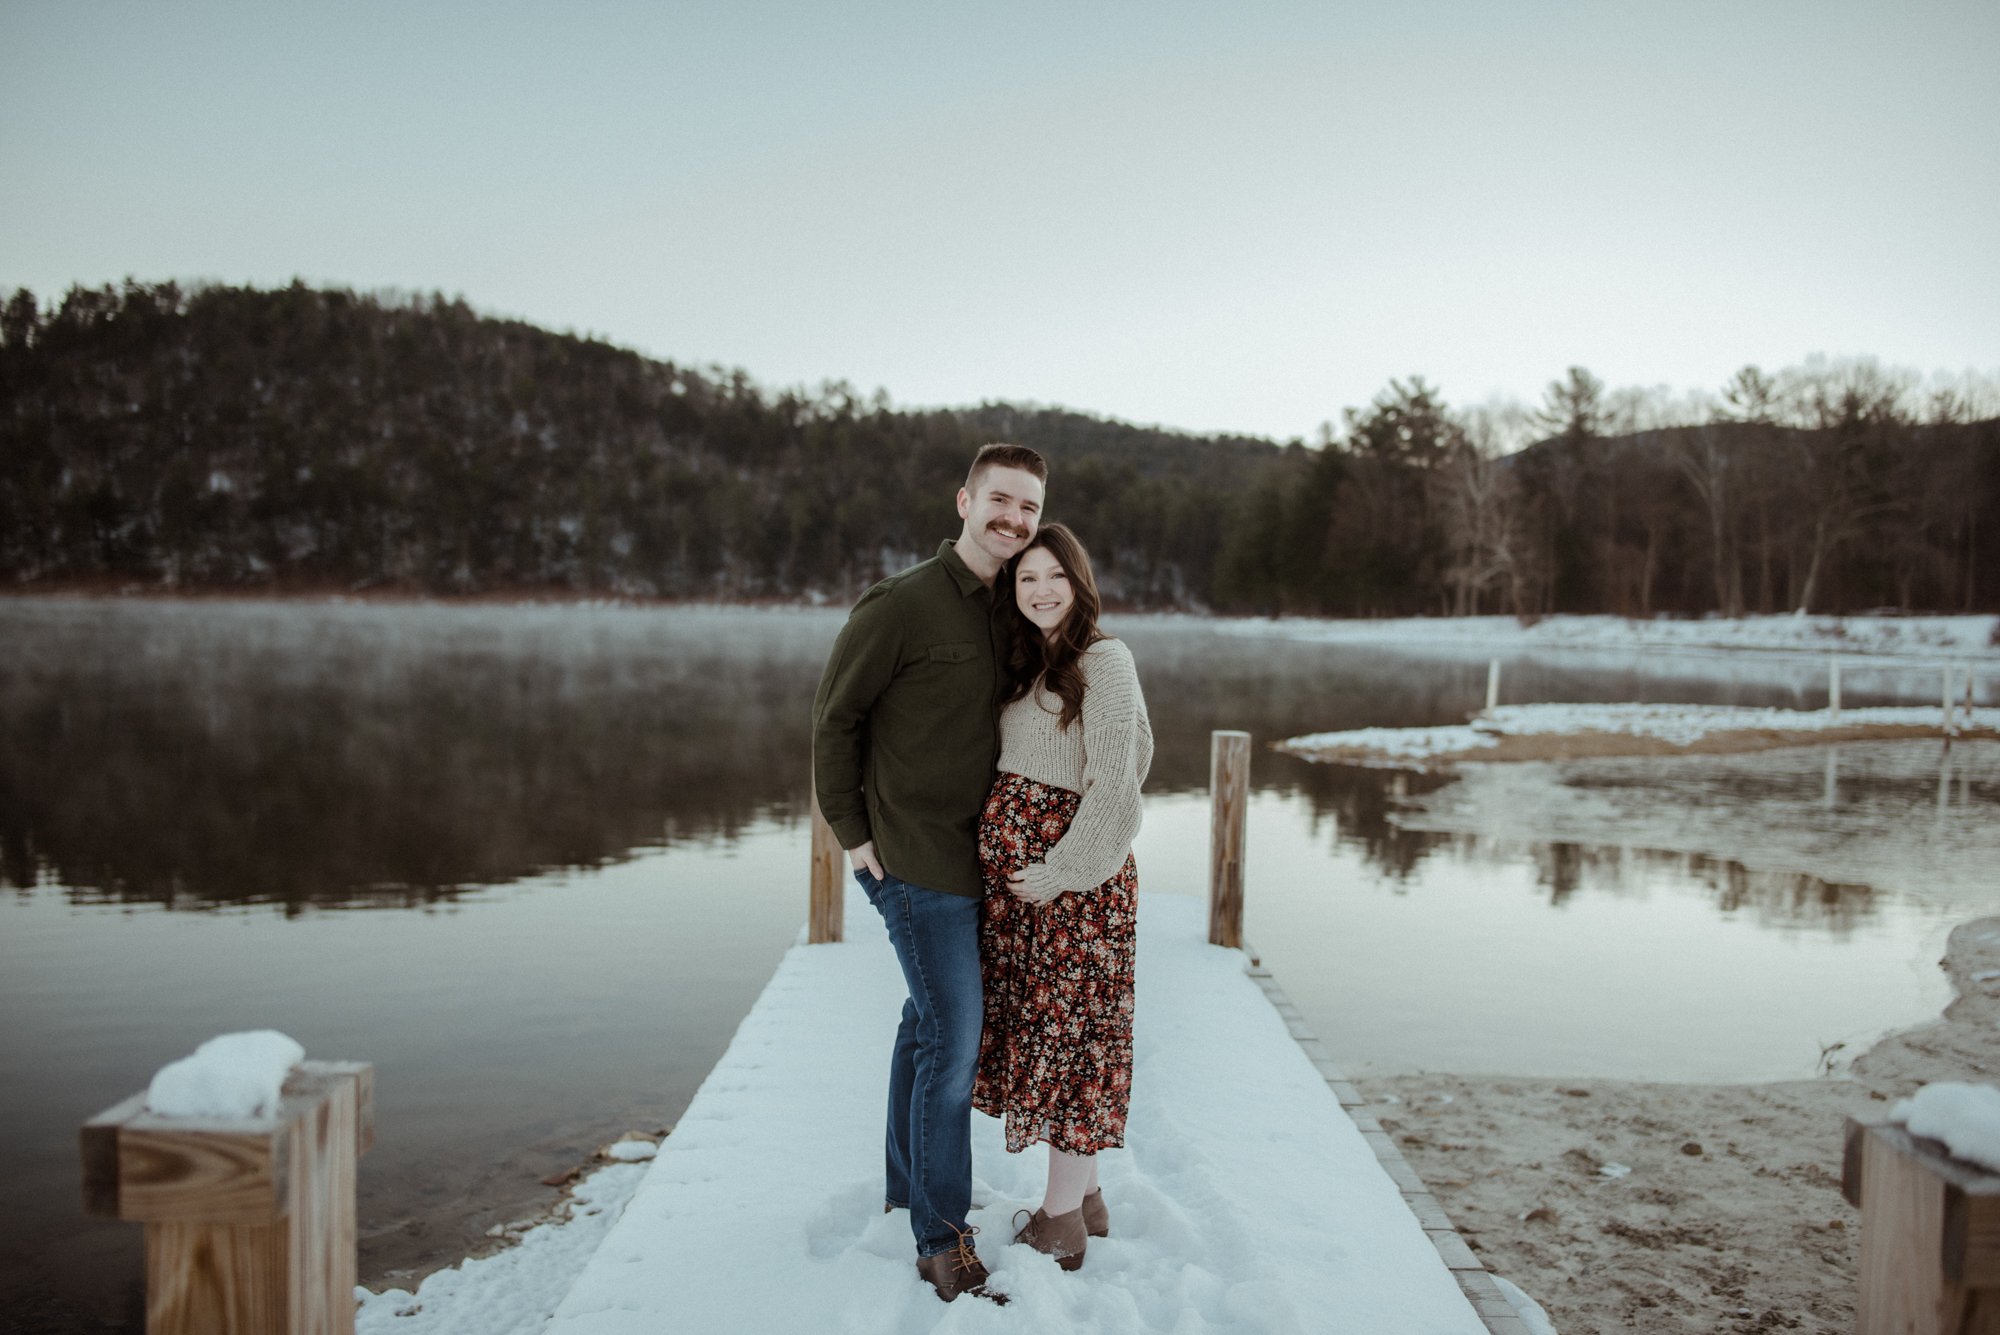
[1001, 522, 1105, 730]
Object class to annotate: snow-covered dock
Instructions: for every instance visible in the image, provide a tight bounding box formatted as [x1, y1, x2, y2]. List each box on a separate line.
[534, 890, 1526, 1335]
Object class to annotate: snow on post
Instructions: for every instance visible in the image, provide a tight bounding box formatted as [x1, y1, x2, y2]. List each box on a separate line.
[80, 1035, 375, 1335]
[145, 1029, 305, 1119]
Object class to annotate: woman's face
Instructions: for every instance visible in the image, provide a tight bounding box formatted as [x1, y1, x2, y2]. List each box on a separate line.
[1014, 546, 1074, 640]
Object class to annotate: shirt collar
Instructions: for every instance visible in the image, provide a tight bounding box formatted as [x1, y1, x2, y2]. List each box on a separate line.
[936, 539, 991, 599]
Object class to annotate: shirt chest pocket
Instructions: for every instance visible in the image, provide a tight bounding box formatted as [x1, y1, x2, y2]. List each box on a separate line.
[927, 640, 978, 665]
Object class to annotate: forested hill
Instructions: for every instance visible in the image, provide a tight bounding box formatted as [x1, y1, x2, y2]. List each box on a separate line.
[3, 280, 1996, 615]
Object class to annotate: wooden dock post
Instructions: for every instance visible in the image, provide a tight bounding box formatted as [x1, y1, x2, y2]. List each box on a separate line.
[1945, 664, 1960, 737]
[1209, 730, 1250, 949]
[1484, 659, 1500, 715]
[1828, 656, 1841, 719]
[808, 785, 844, 944]
[1842, 1118, 2000, 1333]
[80, 1061, 374, 1335]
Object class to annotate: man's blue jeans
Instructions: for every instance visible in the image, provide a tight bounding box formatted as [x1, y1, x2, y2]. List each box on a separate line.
[855, 868, 983, 1259]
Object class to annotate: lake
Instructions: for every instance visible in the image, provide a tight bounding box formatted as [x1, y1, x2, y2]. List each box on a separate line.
[1, 598, 1991, 1330]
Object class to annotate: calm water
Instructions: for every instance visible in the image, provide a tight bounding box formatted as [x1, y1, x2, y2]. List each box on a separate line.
[1, 598, 1989, 1329]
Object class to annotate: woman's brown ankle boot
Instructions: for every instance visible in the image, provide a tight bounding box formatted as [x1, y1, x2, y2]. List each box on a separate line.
[1081, 1188, 1109, 1237]
[1013, 1206, 1087, 1271]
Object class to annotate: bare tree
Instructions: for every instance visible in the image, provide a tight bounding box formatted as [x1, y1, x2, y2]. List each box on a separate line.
[1438, 400, 1538, 614]
[1665, 366, 1780, 617]
[1779, 357, 1913, 613]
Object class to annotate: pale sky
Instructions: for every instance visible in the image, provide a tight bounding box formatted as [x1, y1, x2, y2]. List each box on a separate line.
[5, 0, 1997, 440]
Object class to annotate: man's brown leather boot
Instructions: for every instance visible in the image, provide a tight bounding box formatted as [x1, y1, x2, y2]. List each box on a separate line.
[916, 1227, 1007, 1303]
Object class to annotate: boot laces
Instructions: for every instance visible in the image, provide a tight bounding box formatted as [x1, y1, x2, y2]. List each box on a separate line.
[948, 1223, 983, 1274]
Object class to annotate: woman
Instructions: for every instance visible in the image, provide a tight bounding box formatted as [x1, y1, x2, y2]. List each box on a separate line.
[971, 522, 1153, 1272]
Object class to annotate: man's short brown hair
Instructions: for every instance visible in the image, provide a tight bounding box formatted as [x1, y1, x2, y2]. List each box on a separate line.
[965, 442, 1048, 491]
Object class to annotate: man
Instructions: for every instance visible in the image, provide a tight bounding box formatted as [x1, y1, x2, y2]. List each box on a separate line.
[811, 442, 1048, 1302]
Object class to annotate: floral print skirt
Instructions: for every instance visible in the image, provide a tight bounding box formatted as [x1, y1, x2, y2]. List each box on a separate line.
[971, 771, 1137, 1155]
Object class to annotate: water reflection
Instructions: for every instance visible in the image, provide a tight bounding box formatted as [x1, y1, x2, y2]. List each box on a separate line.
[1268, 759, 1459, 882]
[0, 603, 833, 909]
[0, 601, 1963, 912]
[1519, 841, 1878, 930]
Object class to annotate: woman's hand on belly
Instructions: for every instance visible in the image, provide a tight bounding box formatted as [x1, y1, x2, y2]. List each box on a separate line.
[1006, 865, 1067, 904]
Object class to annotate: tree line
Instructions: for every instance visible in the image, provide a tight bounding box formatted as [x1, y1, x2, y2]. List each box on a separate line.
[3, 279, 1996, 615]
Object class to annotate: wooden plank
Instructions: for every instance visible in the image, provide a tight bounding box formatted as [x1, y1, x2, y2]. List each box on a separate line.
[1849, 1119, 2000, 1197]
[1853, 1121, 2000, 1334]
[294, 1062, 376, 1157]
[1945, 1184, 2000, 1288]
[1405, 1191, 1457, 1232]
[82, 1064, 373, 1225]
[1208, 730, 1250, 948]
[80, 1092, 148, 1218]
[285, 1071, 358, 1335]
[1842, 1116, 1866, 1207]
[808, 785, 844, 944]
[348, 1064, 375, 1157]
[1856, 1121, 1943, 1332]
[1426, 1227, 1482, 1271]
[118, 1126, 287, 1225]
[146, 1219, 286, 1335]
[1851, 1119, 2000, 1287]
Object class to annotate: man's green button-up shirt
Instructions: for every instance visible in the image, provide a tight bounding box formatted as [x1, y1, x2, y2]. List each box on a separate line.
[811, 541, 1010, 898]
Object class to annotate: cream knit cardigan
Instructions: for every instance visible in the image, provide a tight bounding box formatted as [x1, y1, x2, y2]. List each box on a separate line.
[995, 637, 1154, 897]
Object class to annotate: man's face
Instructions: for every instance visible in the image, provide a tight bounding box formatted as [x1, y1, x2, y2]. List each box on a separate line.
[957, 465, 1044, 567]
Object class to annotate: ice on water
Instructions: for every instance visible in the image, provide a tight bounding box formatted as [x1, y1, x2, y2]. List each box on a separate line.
[1394, 740, 2000, 911]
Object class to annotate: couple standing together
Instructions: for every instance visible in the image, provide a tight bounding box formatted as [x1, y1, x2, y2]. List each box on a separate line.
[811, 442, 1153, 1303]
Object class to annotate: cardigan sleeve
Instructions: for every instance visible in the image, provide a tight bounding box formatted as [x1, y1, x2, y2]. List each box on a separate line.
[1017, 639, 1150, 896]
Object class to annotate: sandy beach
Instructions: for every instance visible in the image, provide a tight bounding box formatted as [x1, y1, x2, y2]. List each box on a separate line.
[1350, 905, 2000, 1333]
[1318, 737, 1998, 1332]
[1252, 631, 1999, 1330]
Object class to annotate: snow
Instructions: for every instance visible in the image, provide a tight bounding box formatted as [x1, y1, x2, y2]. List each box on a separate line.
[1217, 613, 1998, 662]
[603, 1139, 657, 1162]
[144, 1030, 304, 1119]
[1889, 1083, 2000, 1174]
[532, 890, 1488, 1335]
[1283, 703, 1979, 763]
[1491, 1275, 1560, 1335]
[1286, 723, 1498, 761]
[355, 1161, 649, 1335]
[1880, 1079, 2000, 1175]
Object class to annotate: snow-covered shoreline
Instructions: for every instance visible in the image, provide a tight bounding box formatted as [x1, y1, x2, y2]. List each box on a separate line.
[12, 594, 1997, 662]
[1280, 702, 1995, 768]
[357, 1159, 651, 1335]
[1215, 612, 1999, 663]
